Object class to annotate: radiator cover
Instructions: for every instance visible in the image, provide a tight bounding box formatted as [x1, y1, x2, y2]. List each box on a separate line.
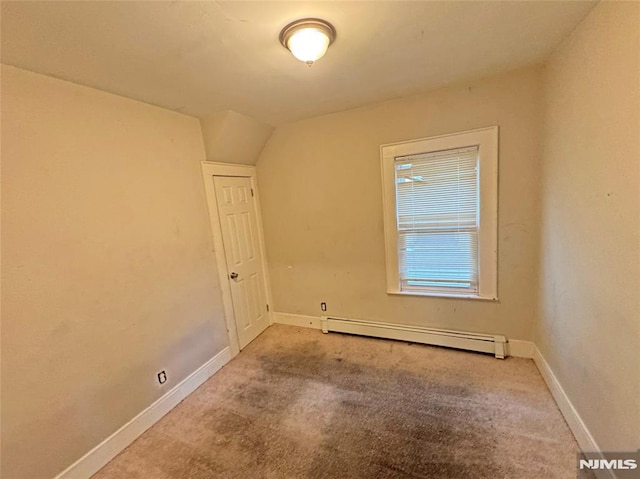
[321, 316, 507, 359]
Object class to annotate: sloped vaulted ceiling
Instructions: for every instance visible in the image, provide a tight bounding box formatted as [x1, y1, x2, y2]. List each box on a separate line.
[1, 1, 596, 125]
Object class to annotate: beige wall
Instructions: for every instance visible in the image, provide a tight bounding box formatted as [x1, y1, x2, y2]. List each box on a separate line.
[537, 2, 640, 451]
[200, 110, 273, 165]
[257, 66, 544, 340]
[1, 65, 228, 478]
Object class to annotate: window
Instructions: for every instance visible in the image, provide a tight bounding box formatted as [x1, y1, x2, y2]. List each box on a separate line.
[381, 127, 498, 300]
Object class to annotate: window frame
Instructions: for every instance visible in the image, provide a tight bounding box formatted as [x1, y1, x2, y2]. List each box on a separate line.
[380, 126, 499, 300]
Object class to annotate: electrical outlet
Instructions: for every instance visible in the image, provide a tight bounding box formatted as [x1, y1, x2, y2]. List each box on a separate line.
[320, 302, 327, 312]
[157, 370, 167, 385]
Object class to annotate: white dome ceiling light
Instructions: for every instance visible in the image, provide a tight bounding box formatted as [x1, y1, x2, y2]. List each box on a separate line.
[279, 18, 336, 66]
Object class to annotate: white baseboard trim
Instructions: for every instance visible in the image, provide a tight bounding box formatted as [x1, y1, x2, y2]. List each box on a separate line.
[54, 347, 232, 479]
[532, 346, 613, 479]
[273, 312, 321, 330]
[506, 339, 535, 358]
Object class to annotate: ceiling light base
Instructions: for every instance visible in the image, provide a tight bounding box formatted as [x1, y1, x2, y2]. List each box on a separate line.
[279, 18, 336, 65]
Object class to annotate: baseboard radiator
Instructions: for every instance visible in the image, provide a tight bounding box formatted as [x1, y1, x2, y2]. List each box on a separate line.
[320, 316, 507, 359]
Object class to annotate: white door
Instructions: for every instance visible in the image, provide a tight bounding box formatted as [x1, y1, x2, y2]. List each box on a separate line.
[213, 176, 269, 349]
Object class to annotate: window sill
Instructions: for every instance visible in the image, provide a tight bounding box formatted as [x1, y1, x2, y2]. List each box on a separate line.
[387, 290, 498, 301]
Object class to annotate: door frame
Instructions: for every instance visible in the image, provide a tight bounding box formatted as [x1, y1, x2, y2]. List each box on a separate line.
[201, 161, 274, 357]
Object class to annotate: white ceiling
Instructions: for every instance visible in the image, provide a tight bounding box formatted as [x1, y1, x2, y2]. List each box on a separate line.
[1, 1, 596, 126]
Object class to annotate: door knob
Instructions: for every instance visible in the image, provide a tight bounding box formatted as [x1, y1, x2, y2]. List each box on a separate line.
[229, 272, 239, 280]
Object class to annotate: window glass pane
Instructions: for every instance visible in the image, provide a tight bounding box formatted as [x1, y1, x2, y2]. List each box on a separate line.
[395, 146, 479, 293]
[398, 231, 478, 292]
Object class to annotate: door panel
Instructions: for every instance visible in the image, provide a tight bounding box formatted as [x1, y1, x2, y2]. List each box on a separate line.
[214, 176, 269, 349]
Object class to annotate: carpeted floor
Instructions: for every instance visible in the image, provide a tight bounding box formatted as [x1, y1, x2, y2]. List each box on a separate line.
[92, 324, 586, 478]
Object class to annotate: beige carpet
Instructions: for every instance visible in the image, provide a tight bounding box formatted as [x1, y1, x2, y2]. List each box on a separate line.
[92, 325, 585, 478]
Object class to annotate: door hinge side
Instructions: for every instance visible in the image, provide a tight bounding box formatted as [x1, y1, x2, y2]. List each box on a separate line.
[266, 304, 270, 312]
[251, 188, 254, 197]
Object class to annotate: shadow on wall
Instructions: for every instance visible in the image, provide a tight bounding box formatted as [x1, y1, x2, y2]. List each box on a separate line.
[200, 110, 274, 165]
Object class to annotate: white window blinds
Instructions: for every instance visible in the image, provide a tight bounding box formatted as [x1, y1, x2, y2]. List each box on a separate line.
[395, 146, 479, 294]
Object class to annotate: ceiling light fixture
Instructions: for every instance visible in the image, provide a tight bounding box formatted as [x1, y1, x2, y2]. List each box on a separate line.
[279, 18, 336, 66]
